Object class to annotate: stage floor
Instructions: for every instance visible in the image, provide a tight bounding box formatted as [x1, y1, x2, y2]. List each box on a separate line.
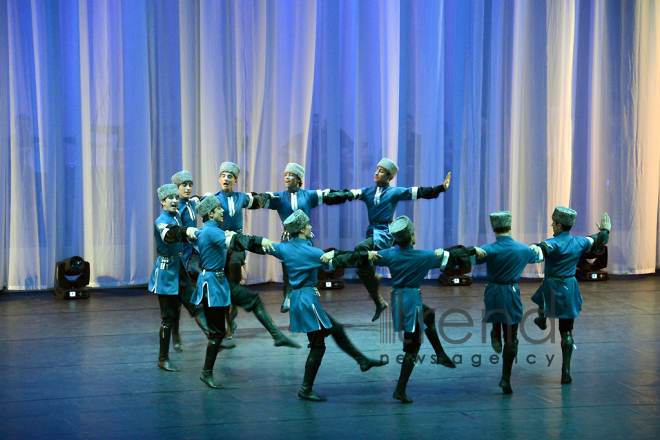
[1, 276, 659, 439]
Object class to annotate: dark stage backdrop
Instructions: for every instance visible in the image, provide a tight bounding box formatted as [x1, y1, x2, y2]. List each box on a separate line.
[1, 0, 659, 290]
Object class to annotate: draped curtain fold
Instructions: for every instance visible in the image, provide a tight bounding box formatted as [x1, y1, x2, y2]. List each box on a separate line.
[1, 0, 659, 290]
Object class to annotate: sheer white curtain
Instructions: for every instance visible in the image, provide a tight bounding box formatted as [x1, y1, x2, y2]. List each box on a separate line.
[1, 0, 659, 290]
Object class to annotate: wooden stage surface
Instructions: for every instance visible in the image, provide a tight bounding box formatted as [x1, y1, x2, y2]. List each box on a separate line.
[1, 276, 659, 439]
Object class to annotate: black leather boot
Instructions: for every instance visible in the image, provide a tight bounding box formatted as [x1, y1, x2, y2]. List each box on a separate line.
[393, 352, 417, 403]
[561, 331, 574, 384]
[330, 322, 387, 371]
[172, 307, 183, 352]
[424, 311, 456, 368]
[534, 310, 547, 330]
[499, 339, 518, 394]
[298, 348, 327, 401]
[253, 301, 301, 348]
[490, 325, 502, 354]
[158, 324, 180, 372]
[200, 339, 224, 389]
[358, 267, 388, 322]
[196, 312, 234, 349]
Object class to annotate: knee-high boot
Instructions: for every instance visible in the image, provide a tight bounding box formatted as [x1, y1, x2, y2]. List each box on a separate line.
[534, 309, 547, 330]
[158, 324, 180, 372]
[499, 339, 518, 394]
[423, 312, 456, 368]
[281, 262, 291, 313]
[330, 322, 387, 371]
[357, 265, 387, 322]
[200, 338, 224, 389]
[298, 347, 327, 401]
[561, 331, 574, 384]
[490, 323, 502, 353]
[171, 307, 183, 352]
[393, 352, 417, 403]
[196, 311, 235, 349]
[252, 301, 301, 348]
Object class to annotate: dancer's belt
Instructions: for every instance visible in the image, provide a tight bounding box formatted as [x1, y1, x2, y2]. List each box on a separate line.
[546, 275, 575, 282]
[488, 281, 517, 286]
[158, 253, 182, 263]
[370, 222, 390, 226]
[202, 268, 226, 283]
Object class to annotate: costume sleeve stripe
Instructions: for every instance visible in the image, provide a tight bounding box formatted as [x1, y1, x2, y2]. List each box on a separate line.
[439, 251, 450, 270]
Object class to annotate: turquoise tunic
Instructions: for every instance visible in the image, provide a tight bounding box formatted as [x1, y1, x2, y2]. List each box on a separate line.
[177, 197, 198, 262]
[268, 239, 334, 333]
[191, 220, 264, 308]
[265, 188, 324, 222]
[213, 190, 255, 232]
[375, 245, 452, 332]
[353, 184, 416, 249]
[531, 231, 598, 319]
[148, 210, 187, 296]
[265, 188, 323, 245]
[479, 236, 542, 324]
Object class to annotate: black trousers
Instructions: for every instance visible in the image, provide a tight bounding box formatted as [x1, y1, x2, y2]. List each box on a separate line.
[225, 249, 246, 284]
[202, 299, 228, 341]
[158, 263, 203, 325]
[228, 281, 261, 311]
[306, 314, 344, 349]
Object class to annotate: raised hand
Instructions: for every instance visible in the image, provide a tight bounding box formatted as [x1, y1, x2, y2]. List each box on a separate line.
[186, 228, 199, 240]
[443, 172, 451, 190]
[597, 212, 611, 231]
[434, 248, 445, 258]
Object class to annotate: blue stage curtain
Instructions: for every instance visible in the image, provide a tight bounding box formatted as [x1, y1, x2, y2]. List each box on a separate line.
[1, 0, 658, 289]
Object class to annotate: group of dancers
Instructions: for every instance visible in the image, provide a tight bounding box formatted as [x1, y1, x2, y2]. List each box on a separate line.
[148, 158, 611, 402]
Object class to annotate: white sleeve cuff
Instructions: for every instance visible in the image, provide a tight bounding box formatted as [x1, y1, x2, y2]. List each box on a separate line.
[537, 249, 544, 263]
[350, 189, 362, 199]
[586, 236, 595, 251]
[439, 250, 450, 270]
[412, 187, 419, 201]
[225, 235, 233, 247]
[328, 259, 335, 271]
[316, 189, 324, 204]
[160, 228, 170, 241]
[246, 193, 254, 209]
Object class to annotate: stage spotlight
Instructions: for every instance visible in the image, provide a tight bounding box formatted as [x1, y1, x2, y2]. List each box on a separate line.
[54, 256, 91, 299]
[317, 248, 346, 290]
[439, 266, 473, 286]
[576, 246, 609, 281]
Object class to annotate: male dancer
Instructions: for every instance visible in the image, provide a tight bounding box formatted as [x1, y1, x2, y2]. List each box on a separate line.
[324, 215, 476, 403]
[346, 158, 451, 321]
[263, 162, 353, 312]
[532, 207, 610, 384]
[473, 211, 544, 394]
[213, 162, 270, 337]
[192, 196, 299, 388]
[169, 171, 230, 351]
[265, 210, 387, 402]
[147, 184, 210, 372]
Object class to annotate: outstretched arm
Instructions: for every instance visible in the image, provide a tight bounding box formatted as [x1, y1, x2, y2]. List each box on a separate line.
[588, 212, 611, 251]
[228, 233, 276, 255]
[436, 244, 478, 270]
[417, 172, 451, 199]
[157, 224, 198, 244]
[320, 249, 380, 269]
[323, 189, 356, 206]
